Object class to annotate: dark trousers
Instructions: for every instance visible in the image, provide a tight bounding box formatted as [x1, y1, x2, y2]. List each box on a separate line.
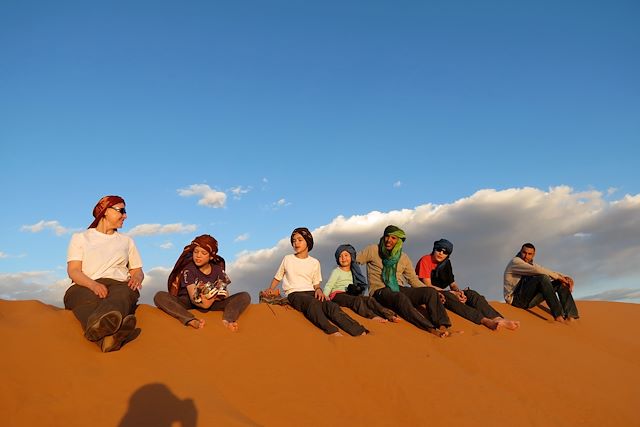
[442, 289, 503, 324]
[332, 293, 396, 321]
[287, 291, 367, 336]
[154, 291, 251, 325]
[373, 287, 451, 332]
[512, 275, 579, 319]
[63, 278, 139, 336]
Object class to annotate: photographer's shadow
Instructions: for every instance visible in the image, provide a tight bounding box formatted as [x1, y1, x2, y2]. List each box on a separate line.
[119, 383, 197, 427]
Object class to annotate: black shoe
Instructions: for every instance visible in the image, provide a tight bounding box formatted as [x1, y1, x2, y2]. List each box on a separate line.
[85, 311, 122, 342]
[101, 314, 137, 353]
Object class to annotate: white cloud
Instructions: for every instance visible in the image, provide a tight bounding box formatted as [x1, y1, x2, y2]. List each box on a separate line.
[159, 242, 174, 249]
[229, 186, 251, 199]
[0, 251, 7, 259]
[581, 288, 640, 302]
[270, 198, 291, 210]
[234, 233, 250, 242]
[393, 181, 402, 188]
[178, 184, 226, 208]
[20, 220, 70, 236]
[0, 271, 70, 307]
[227, 186, 640, 304]
[127, 223, 197, 237]
[138, 266, 171, 305]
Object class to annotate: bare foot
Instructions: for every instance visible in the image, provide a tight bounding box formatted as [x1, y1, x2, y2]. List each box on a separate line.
[554, 316, 567, 324]
[372, 316, 388, 323]
[222, 320, 239, 332]
[481, 317, 499, 331]
[429, 327, 450, 338]
[330, 331, 343, 337]
[389, 316, 402, 323]
[187, 318, 205, 329]
[496, 318, 520, 330]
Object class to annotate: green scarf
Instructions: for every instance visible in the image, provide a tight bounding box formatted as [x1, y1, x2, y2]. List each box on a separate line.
[378, 226, 406, 292]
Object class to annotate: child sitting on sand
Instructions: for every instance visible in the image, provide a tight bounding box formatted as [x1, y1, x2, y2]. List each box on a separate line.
[262, 227, 368, 336]
[324, 244, 399, 323]
[154, 234, 250, 332]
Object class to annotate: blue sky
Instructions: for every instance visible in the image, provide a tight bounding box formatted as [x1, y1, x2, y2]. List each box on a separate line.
[1, 0, 639, 306]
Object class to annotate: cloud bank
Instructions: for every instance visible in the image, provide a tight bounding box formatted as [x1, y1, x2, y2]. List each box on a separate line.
[3, 187, 640, 307]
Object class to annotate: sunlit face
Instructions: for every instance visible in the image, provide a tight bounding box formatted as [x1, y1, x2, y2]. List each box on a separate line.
[384, 235, 399, 251]
[291, 233, 308, 254]
[338, 250, 352, 268]
[193, 245, 212, 267]
[103, 203, 127, 229]
[432, 248, 449, 263]
[519, 247, 535, 263]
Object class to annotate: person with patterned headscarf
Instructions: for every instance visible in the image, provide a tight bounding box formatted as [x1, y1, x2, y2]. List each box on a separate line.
[416, 239, 520, 331]
[356, 225, 453, 337]
[154, 234, 251, 332]
[64, 195, 144, 352]
[323, 244, 398, 322]
[263, 227, 368, 336]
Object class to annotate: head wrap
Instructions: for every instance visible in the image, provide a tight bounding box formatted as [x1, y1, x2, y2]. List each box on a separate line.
[167, 234, 226, 296]
[291, 227, 314, 252]
[88, 195, 125, 229]
[433, 238, 453, 256]
[334, 244, 367, 287]
[378, 225, 406, 292]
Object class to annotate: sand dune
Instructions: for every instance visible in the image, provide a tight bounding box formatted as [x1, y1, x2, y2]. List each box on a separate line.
[1, 299, 638, 427]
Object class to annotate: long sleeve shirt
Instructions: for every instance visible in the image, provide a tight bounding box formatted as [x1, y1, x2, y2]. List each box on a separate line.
[503, 256, 562, 304]
[356, 244, 425, 296]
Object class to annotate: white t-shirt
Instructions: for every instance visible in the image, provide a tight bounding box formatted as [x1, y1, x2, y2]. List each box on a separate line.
[274, 254, 322, 296]
[67, 228, 143, 282]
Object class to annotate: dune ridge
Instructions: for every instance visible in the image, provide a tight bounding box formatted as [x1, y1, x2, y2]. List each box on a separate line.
[1, 299, 639, 427]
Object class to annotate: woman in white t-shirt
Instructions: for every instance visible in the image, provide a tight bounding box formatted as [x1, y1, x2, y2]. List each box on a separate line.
[64, 195, 144, 352]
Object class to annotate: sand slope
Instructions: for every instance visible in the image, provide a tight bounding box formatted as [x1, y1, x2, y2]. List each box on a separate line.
[1, 299, 638, 427]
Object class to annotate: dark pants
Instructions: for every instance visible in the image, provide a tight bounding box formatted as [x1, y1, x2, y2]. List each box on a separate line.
[373, 287, 451, 332]
[63, 278, 139, 340]
[287, 291, 367, 336]
[154, 291, 251, 325]
[512, 275, 579, 319]
[442, 289, 503, 324]
[332, 293, 396, 321]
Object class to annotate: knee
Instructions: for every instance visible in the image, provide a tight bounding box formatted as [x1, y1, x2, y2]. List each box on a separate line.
[236, 291, 251, 306]
[153, 291, 168, 306]
[464, 289, 480, 299]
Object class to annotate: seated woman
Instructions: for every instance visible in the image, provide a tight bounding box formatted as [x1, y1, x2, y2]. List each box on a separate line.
[154, 234, 250, 332]
[324, 244, 398, 323]
[64, 195, 143, 353]
[415, 238, 520, 331]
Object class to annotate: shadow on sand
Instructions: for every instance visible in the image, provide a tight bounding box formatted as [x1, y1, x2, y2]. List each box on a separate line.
[118, 383, 197, 427]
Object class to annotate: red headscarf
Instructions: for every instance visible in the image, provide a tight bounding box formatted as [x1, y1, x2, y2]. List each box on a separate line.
[167, 234, 226, 296]
[88, 195, 125, 229]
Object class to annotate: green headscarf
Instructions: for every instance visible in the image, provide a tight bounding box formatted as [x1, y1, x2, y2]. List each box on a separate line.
[378, 225, 406, 292]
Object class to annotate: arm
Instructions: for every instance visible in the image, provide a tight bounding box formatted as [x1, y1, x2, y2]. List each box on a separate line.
[67, 261, 108, 298]
[323, 269, 340, 297]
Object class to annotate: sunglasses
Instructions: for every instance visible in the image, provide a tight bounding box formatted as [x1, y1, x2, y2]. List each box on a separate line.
[109, 206, 127, 215]
[434, 248, 450, 255]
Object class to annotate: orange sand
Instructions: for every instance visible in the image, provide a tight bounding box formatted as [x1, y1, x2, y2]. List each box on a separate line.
[1, 299, 638, 427]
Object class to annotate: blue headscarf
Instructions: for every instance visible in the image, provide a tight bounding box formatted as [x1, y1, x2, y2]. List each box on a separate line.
[334, 244, 367, 288]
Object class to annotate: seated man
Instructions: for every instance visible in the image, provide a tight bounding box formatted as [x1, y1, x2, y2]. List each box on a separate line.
[356, 225, 453, 337]
[416, 239, 519, 330]
[504, 243, 579, 322]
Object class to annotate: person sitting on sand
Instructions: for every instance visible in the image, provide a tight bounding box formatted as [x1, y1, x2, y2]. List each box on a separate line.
[64, 195, 143, 352]
[262, 227, 368, 337]
[504, 243, 579, 323]
[416, 238, 519, 331]
[154, 234, 250, 332]
[323, 244, 399, 323]
[356, 225, 453, 338]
